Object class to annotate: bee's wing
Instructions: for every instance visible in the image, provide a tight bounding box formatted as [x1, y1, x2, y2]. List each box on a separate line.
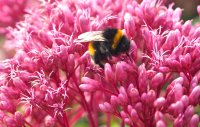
[74, 31, 106, 42]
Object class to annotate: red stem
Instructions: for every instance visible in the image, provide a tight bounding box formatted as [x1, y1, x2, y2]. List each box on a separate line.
[63, 113, 70, 127]
[25, 120, 33, 127]
[67, 64, 96, 127]
[74, 80, 96, 127]
[106, 113, 111, 127]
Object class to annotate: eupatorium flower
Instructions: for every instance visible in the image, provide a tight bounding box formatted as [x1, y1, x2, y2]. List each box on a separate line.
[0, 0, 200, 127]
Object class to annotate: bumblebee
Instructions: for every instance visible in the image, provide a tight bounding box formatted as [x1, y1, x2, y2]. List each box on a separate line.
[75, 28, 130, 68]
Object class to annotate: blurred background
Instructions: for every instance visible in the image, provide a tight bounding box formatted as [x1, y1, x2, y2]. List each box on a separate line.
[166, 0, 200, 21]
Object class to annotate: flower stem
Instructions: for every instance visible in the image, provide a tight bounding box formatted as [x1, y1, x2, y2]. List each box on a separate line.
[25, 120, 33, 127]
[63, 113, 70, 127]
[67, 64, 97, 127]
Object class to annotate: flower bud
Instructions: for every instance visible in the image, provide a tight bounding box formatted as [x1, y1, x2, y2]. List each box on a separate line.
[0, 100, 15, 113]
[155, 111, 164, 122]
[67, 54, 75, 72]
[142, 28, 153, 50]
[78, 51, 90, 64]
[134, 102, 143, 113]
[120, 111, 127, 119]
[138, 64, 148, 93]
[110, 95, 119, 107]
[171, 46, 184, 59]
[141, 93, 147, 104]
[126, 5, 134, 14]
[173, 83, 183, 102]
[173, 8, 182, 21]
[173, 115, 184, 127]
[104, 63, 114, 83]
[127, 105, 133, 114]
[154, 12, 166, 25]
[81, 77, 100, 85]
[135, 7, 144, 19]
[154, 97, 166, 109]
[78, 13, 90, 32]
[79, 83, 100, 92]
[115, 62, 127, 82]
[146, 90, 156, 105]
[151, 72, 164, 89]
[168, 101, 184, 117]
[44, 115, 56, 127]
[156, 120, 166, 127]
[12, 77, 27, 92]
[3, 116, 17, 127]
[165, 59, 182, 71]
[24, 107, 31, 117]
[118, 93, 128, 105]
[190, 76, 198, 92]
[182, 20, 192, 36]
[180, 72, 190, 87]
[128, 84, 140, 103]
[179, 53, 192, 69]
[184, 105, 194, 121]
[0, 86, 20, 99]
[163, 30, 180, 50]
[158, 66, 170, 73]
[193, 27, 200, 38]
[189, 86, 200, 105]
[80, 77, 101, 92]
[14, 112, 24, 126]
[188, 114, 199, 127]
[130, 108, 144, 127]
[124, 13, 135, 38]
[124, 118, 131, 125]
[130, 109, 139, 122]
[180, 95, 189, 108]
[174, 22, 182, 30]
[198, 5, 200, 16]
[99, 102, 114, 113]
[59, 45, 69, 63]
[166, 77, 184, 95]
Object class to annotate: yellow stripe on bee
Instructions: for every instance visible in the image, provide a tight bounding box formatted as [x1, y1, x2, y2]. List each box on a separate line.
[88, 42, 95, 56]
[112, 29, 123, 49]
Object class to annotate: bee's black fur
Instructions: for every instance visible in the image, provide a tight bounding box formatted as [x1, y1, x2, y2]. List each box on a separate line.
[110, 35, 130, 55]
[91, 28, 130, 68]
[103, 28, 118, 41]
[92, 41, 111, 68]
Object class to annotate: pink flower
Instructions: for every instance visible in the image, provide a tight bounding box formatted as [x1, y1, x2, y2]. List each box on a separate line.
[0, 0, 200, 127]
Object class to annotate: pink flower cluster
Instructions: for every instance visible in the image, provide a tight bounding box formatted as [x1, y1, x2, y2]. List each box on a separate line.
[0, 0, 200, 127]
[0, 0, 29, 34]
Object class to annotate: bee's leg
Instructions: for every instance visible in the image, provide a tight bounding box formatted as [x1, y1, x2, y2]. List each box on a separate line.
[94, 53, 104, 68]
[104, 48, 112, 60]
[107, 52, 112, 60]
[100, 44, 112, 60]
[95, 60, 104, 68]
[98, 62, 104, 69]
